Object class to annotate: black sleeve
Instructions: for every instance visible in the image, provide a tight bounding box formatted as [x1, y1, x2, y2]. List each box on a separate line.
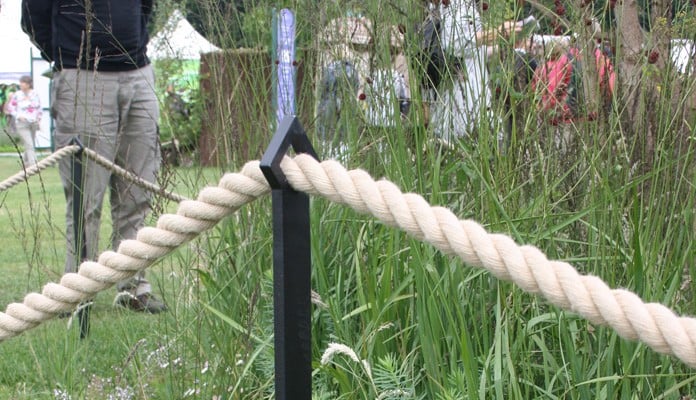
[142, 0, 153, 17]
[21, 0, 54, 62]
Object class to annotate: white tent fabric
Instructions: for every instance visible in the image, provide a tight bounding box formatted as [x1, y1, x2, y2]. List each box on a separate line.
[672, 39, 695, 74]
[150, 9, 220, 60]
[0, 0, 41, 84]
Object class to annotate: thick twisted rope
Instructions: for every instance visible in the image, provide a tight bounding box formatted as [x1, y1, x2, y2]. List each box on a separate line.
[0, 159, 269, 341]
[0, 154, 694, 369]
[0, 145, 80, 192]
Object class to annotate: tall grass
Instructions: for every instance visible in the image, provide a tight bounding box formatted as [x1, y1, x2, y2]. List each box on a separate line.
[0, 0, 695, 398]
[190, 0, 696, 398]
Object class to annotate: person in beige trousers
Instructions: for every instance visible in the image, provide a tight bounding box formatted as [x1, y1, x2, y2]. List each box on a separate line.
[22, 0, 167, 314]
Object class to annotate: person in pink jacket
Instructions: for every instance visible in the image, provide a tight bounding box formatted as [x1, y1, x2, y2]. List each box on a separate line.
[5, 76, 41, 166]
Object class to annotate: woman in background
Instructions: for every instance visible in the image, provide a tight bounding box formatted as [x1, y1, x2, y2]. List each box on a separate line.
[5, 76, 41, 166]
[429, 0, 522, 145]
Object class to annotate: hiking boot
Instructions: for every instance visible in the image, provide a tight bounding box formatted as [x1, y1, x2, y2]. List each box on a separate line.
[116, 292, 168, 314]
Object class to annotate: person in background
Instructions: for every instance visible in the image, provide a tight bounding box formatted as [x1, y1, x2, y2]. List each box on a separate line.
[5, 76, 40, 166]
[165, 82, 190, 119]
[1, 84, 20, 135]
[428, 0, 523, 145]
[22, 0, 167, 313]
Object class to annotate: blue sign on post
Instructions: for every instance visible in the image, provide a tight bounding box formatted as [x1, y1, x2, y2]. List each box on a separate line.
[274, 9, 296, 126]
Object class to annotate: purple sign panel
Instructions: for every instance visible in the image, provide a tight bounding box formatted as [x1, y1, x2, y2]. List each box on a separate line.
[276, 9, 296, 125]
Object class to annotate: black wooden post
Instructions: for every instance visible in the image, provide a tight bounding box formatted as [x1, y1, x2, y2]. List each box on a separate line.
[70, 138, 90, 339]
[260, 116, 318, 400]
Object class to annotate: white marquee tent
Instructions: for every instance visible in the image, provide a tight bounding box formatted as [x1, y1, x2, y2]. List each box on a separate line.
[150, 9, 220, 60]
[0, 0, 41, 84]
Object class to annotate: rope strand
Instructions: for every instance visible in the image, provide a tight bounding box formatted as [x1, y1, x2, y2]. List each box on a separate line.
[0, 145, 80, 192]
[0, 145, 187, 203]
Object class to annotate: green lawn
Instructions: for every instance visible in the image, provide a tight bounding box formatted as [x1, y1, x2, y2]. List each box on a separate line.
[0, 155, 70, 303]
[0, 155, 223, 399]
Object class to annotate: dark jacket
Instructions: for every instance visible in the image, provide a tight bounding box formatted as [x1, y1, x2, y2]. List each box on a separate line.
[21, 0, 153, 71]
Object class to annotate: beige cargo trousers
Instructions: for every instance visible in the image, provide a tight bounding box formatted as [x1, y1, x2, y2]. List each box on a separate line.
[51, 65, 160, 296]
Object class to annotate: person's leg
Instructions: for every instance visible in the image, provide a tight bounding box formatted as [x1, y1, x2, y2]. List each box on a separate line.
[14, 120, 37, 166]
[52, 69, 120, 273]
[111, 65, 165, 313]
[28, 124, 38, 165]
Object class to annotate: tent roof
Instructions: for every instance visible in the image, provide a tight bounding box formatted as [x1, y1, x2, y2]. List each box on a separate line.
[150, 9, 220, 60]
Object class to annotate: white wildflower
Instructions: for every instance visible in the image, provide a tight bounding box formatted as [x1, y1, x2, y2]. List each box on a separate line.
[53, 389, 72, 400]
[321, 342, 360, 365]
[376, 389, 413, 400]
[320, 342, 372, 377]
[108, 386, 135, 400]
[146, 345, 169, 369]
